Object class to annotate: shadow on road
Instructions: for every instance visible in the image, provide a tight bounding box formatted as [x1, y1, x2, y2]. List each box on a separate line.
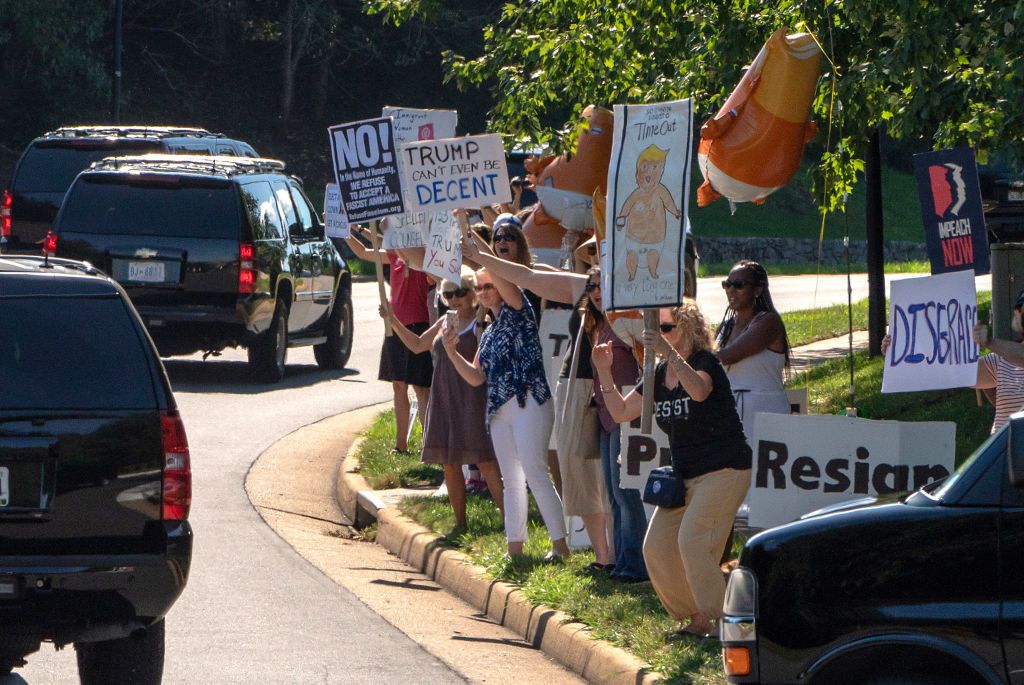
[163, 359, 363, 393]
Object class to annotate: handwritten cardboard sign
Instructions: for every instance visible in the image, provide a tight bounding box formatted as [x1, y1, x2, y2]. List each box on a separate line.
[328, 117, 405, 222]
[914, 147, 990, 275]
[748, 414, 955, 529]
[422, 211, 462, 282]
[603, 99, 693, 310]
[400, 133, 511, 213]
[323, 183, 349, 239]
[882, 270, 980, 393]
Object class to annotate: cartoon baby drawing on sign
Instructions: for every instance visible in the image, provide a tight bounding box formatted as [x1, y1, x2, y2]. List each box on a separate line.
[615, 144, 681, 281]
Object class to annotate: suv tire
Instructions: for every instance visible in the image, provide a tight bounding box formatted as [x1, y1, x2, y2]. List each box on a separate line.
[249, 299, 288, 383]
[314, 289, 353, 370]
[75, 618, 165, 685]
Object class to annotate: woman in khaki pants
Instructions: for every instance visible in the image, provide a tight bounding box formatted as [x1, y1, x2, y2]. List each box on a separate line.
[592, 301, 752, 640]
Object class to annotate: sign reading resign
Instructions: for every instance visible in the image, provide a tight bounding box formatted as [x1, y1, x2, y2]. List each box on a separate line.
[603, 98, 693, 311]
[913, 147, 990, 275]
[400, 133, 511, 213]
[882, 270, 980, 393]
[748, 414, 955, 529]
[328, 117, 405, 223]
[323, 184, 349, 239]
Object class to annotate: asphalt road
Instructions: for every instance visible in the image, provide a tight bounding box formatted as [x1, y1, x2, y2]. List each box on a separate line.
[9, 270, 992, 683]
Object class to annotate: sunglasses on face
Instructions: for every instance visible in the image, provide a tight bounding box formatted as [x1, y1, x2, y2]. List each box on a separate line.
[473, 283, 495, 292]
[585, 282, 601, 293]
[659, 323, 677, 333]
[721, 279, 751, 290]
[492, 234, 517, 244]
[443, 287, 469, 299]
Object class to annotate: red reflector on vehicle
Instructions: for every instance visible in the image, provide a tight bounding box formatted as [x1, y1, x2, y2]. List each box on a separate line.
[43, 231, 57, 255]
[240, 243, 254, 261]
[238, 243, 256, 293]
[160, 410, 191, 521]
[2, 189, 12, 238]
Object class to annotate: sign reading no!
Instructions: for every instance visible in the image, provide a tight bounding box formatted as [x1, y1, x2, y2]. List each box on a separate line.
[328, 117, 405, 222]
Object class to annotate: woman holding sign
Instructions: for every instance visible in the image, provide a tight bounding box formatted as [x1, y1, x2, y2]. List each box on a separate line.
[442, 265, 571, 561]
[593, 302, 751, 639]
[381, 268, 504, 536]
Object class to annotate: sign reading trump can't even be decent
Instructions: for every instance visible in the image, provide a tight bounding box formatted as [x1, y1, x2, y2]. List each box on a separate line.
[882, 269, 979, 394]
[399, 134, 511, 214]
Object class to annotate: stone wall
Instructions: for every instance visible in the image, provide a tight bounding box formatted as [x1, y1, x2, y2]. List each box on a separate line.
[694, 236, 928, 267]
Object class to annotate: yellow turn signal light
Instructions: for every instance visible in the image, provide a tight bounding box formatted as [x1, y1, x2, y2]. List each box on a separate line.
[723, 646, 751, 677]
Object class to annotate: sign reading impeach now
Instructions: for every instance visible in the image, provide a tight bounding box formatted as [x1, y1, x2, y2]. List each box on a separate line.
[747, 414, 955, 529]
[399, 134, 511, 213]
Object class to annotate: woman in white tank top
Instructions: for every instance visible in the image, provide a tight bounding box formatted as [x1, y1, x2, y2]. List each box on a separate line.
[715, 260, 791, 445]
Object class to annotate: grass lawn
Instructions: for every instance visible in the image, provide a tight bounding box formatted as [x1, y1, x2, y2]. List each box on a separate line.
[354, 409, 441, 489]
[697, 260, 929, 277]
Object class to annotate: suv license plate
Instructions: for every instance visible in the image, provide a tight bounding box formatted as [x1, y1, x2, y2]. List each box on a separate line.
[128, 261, 165, 283]
[0, 467, 8, 507]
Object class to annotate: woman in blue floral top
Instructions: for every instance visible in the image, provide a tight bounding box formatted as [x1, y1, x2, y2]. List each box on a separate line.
[443, 266, 570, 560]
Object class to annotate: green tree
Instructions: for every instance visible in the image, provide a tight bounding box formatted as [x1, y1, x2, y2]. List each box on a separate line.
[366, 0, 1024, 209]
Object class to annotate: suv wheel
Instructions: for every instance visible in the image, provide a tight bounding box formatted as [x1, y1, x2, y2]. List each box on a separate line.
[314, 288, 353, 370]
[248, 299, 288, 383]
[76, 618, 165, 685]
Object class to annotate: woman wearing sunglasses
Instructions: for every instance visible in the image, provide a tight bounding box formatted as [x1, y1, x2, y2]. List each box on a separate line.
[380, 269, 504, 535]
[593, 302, 751, 639]
[442, 263, 571, 561]
[715, 260, 790, 446]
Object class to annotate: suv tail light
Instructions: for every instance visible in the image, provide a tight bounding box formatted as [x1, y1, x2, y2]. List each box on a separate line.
[160, 410, 192, 521]
[1, 189, 11, 239]
[238, 242, 256, 294]
[43, 231, 57, 256]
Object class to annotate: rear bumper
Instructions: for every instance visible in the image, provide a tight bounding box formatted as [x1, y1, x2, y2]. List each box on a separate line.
[138, 302, 270, 355]
[0, 521, 192, 645]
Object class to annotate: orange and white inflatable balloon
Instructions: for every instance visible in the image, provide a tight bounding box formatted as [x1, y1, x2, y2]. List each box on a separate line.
[697, 29, 821, 208]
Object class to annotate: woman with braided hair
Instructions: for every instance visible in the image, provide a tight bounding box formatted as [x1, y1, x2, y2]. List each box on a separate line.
[715, 259, 790, 446]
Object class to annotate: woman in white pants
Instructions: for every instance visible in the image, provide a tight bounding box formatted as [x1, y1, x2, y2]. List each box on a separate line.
[443, 265, 570, 560]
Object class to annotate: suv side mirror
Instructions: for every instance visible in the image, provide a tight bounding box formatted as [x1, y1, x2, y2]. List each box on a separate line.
[1008, 412, 1024, 487]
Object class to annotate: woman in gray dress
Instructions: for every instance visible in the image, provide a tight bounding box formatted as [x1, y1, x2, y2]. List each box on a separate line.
[381, 268, 503, 534]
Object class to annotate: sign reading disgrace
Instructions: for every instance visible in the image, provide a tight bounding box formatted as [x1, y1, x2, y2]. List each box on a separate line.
[882, 270, 979, 393]
[400, 134, 511, 213]
[328, 117, 405, 222]
[748, 414, 955, 529]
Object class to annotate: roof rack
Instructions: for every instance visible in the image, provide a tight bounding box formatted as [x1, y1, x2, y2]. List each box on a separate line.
[90, 154, 286, 177]
[45, 126, 222, 141]
[0, 255, 102, 276]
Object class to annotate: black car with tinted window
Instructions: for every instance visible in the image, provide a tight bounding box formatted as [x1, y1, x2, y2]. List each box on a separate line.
[2, 126, 257, 253]
[52, 154, 353, 382]
[720, 415, 1024, 685]
[0, 255, 192, 683]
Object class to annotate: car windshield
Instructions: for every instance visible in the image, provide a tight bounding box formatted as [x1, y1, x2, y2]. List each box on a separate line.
[0, 296, 156, 410]
[60, 177, 240, 239]
[14, 143, 159, 194]
[926, 426, 1005, 501]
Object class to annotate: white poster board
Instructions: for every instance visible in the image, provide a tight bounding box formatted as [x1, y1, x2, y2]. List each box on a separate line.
[400, 134, 511, 213]
[748, 414, 956, 529]
[323, 183, 349, 239]
[603, 99, 693, 310]
[382, 107, 459, 249]
[882, 270, 980, 393]
[423, 211, 462, 283]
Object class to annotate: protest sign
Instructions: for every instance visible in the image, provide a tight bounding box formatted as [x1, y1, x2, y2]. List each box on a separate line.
[423, 211, 462, 282]
[882, 270, 980, 393]
[381, 107, 459, 249]
[603, 99, 693, 310]
[327, 117, 405, 222]
[323, 183, 349, 239]
[400, 134, 511, 214]
[913, 147, 989, 275]
[748, 414, 955, 529]
[619, 412, 672, 491]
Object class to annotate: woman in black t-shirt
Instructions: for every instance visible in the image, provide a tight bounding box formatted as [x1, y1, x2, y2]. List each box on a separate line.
[593, 301, 751, 639]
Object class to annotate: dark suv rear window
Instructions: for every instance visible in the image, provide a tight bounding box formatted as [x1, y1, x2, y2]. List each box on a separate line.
[59, 177, 240, 239]
[14, 142, 160, 193]
[0, 296, 157, 410]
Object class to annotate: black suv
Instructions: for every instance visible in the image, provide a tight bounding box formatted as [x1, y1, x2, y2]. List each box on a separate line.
[720, 415, 1024, 685]
[2, 126, 257, 253]
[0, 255, 192, 683]
[52, 154, 353, 382]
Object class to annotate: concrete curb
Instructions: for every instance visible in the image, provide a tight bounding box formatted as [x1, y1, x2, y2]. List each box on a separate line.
[336, 430, 661, 685]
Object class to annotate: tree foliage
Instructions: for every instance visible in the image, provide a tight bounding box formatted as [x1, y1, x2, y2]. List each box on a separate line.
[366, 0, 1024, 209]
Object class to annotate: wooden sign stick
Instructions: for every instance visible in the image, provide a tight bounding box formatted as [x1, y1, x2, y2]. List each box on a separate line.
[641, 308, 658, 434]
[370, 219, 392, 337]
